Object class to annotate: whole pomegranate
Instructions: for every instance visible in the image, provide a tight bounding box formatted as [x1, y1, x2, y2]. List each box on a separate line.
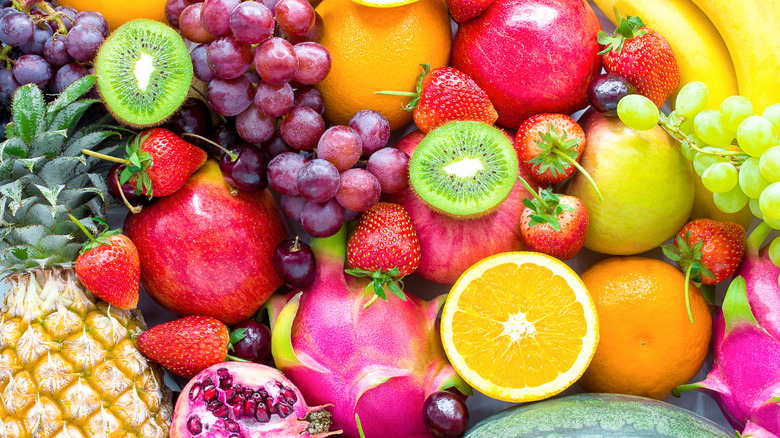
[171, 362, 336, 437]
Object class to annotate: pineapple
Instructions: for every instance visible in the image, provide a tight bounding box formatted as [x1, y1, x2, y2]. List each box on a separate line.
[0, 77, 172, 437]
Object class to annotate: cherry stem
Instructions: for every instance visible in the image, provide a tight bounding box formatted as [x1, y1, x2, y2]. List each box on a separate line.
[517, 177, 550, 209]
[114, 168, 142, 214]
[683, 262, 695, 324]
[68, 214, 95, 242]
[551, 149, 604, 200]
[181, 132, 238, 162]
[81, 149, 131, 165]
[291, 236, 300, 252]
[225, 354, 251, 362]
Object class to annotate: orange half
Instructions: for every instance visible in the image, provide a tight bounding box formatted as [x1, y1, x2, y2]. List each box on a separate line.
[441, 252, 599, 402]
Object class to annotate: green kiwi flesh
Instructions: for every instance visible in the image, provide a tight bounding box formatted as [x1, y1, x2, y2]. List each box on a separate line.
[95, 19, 193, 128]
[409, 121, 519, 217]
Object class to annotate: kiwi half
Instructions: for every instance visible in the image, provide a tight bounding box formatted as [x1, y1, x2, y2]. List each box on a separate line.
[95, 19, 193, 128]
[409, 121, 519, 217]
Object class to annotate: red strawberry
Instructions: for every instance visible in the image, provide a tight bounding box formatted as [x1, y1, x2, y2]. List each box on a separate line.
[377, 65, 498, 133]
[662, 218, 746, 322]
[346, 202, 421, 302]
[518, 180, 588, 261]
[597, 10, 680, 108]
[446, 0, 494, 23]
[73, 218, 140, 310]
[137, 315, 230, 379]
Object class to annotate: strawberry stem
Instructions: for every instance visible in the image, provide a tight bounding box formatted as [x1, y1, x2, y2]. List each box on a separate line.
[81, 149, 131, 165]
[68, 214, 95, 242]
[181, 132, 238, 161]
[550, 149, 604, 200]
[517, 177, 549, 209]
[113, 169, 142, 214]
[683, 262, 695, 324]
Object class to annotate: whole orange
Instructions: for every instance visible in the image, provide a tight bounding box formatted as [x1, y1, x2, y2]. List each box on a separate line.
[577, 256, 712, 400]
[314, 0, 452, 130]
[57, 0, 168, 31]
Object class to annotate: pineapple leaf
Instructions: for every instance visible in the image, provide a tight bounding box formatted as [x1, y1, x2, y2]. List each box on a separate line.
[49, 99, 99, 134]
[11, 84, 46, 145]
[35, 234, 74, 257]
[17, 157, 46, 174]
[31, 130, 68, 159]
[0, 159, 11, 180]
[22, 203, 56, 229]
[46, 75, 98, 120]
[34, 184, 64, 207]
[5, 122, 14, 139]
[63, 131, 120, 158]
[12, 225, 46, 247]
[0, 137, 30, 160]
[0, 178, 24, 214]
[86, 172, 109, 205]
[57, 187, 104, 210]
[38, 156, 86, 188]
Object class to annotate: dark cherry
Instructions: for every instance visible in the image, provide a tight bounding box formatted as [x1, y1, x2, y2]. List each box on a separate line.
[587, 73, 637, 113]
[229, 319, 273, 365]
[220, 143, 268, 192]
[165, 98, 213, 143]
[210, 121, 240, 158]
[422, 391, 469, 438]
[107, 163, 147, 205]
[273, 237, 317, 289]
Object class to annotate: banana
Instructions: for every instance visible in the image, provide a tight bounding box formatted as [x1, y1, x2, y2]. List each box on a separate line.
[688, 0, 780, 113]
[591, 0, 738, 110]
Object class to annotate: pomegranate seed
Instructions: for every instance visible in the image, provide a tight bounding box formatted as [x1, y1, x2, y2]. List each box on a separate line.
[256, 403, 270, 423]
[203, 384, 218, 402]
[243, 388, 254, 398]
[243, 397, 258, 418]
[277, 402, 294, 418]
[217, 368, 233, 389]
[208, 400, 229, 418]
[257, 388, 269, 401]
[225, 419, 241, 433]
[228, 435, 243, 438]
[187, 416, 202, 435]
[189, 383, 203, 401]
[281, 387, 297, 404]
[267, 399, 278, 415]
[231, 402, 243, 419]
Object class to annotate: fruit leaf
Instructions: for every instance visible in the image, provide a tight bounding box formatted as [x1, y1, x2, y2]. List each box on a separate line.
[596, 8, 647, 55]
[401, 64, 431, 111]
[122, 133, 154, 196]
[228, 328, 247, 348]
[11, 84, 46, 145]
[525, 124, 581, 179]
[46, 75, 98, 122]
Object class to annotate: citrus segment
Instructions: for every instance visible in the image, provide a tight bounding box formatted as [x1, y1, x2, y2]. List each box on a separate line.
[441, 252, 599, 402]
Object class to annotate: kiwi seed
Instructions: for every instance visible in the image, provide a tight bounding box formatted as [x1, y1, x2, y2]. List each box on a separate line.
[409, 121, 519, 217]
[95, 19, 193, 128]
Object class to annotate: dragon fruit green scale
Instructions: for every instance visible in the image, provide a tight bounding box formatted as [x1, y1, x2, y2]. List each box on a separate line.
[266, 226, 471, 438]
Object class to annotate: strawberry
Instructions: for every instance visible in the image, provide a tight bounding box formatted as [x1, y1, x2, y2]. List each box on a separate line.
[597, 9, 680, 108]
[446, 0, 494, 23]
[662, 218, 746, 322]
[377, 65, 498, 133]
[346, 202, 421, 302]
[137, 315, 231, 379]
[72, 216, 140, 310]
[518, 180, 588, 261]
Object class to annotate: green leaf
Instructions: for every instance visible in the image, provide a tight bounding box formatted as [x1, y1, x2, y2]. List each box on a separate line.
[229, 328, 247, 346]
[547, 215, 562, 233]
[38, 156, 86, 187]
[0, 137, 30, 160]
[49, 99, 99, 133]
[12, 225, 46, 247]
[34, 184, 64, 207]
[31, 131, 67, 159]
[5, 122, 14, 139]
[0, 179, 24, 215]
[46, 75, 98, 120]
[373, 279, 388, 300]
[386, 281, 407, 301]
[11, 84, 46, 144]
[63, 131, 120, 157]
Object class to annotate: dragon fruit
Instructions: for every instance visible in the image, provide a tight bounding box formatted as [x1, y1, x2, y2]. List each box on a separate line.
[265, 226, 471, 438]
[170, 362, 337, 437]
[675, 223, 780, 438]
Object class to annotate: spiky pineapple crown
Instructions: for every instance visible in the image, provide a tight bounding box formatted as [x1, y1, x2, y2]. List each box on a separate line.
[0, 76, 123, 274]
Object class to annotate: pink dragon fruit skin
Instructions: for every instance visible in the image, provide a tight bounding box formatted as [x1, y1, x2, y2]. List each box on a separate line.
[675, 273, 780, 437]
[266, 226, 472, 438]
[733, 222, 780, 339]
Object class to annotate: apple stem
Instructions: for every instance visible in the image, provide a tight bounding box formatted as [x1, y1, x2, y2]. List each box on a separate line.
[82, 149, 131, 165]
[181, 133, 239, 162]
[113, 169, 142, 214]
[68, 214, 95, 242]
[683, 262, 695, 324]
[551, 149, 604, 200]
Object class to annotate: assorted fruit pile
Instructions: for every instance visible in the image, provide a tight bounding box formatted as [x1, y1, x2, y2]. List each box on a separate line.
[0, 0, 777, 437]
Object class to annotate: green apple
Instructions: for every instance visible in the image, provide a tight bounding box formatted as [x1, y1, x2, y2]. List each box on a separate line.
[565, 111, 694, 255]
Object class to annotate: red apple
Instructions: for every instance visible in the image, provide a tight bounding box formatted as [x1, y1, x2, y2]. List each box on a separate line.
[125, 160, 287, 325]
[388, 129, 537, 285]
[452, 0, 602, 129]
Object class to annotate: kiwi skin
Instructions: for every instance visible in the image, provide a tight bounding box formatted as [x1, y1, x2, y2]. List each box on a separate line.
[95, 19, 194, 129]
[409, 121, 519, 218]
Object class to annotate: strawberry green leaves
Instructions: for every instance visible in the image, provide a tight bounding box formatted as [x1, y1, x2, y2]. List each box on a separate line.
[597, 8, 647, 55]
[120, 131, 154, 196]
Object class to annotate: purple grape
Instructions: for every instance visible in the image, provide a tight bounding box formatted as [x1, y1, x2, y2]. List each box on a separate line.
[107, 163, 147, 205]
[0, 6, 16, 21]
[230, 2, 274, 45]
[51, 62, 88, 94]
[261, 133, 296, 160]
[190, 44, 215, 82]
[366, 147, 410, 194]
[207, 75, 254, 116]
[278, 105, 325, 151]
[301, 199, 344, 238]
[296, 158, 340, 203]
[343, 208, 361, 222]
[229, 320, 272, 365]
[587, 73, 637, 113]
[235, 105, 275, 144]
[65, 25, 104, 62]
[165, 0, 194, 28]
[292, 42, 330, 85]
[293, 87, 324, 115]
[74, 11, 109, 37]
[209, 121, 240, 158]
[180, 3, 216, 44]
[50, 6, 76, 33]
[243, 70, 260, 84]
[200, 0, 240, 36]
[317, 125, 362, 172]
[259, 0, 281, 13]
[280, 194, 307, 221]
[254, 37, 298, 85]
[275, 0, 315, 36]
[13, 54, 53, 88]
[0, 68, 19, 107]
[0, 12, 34, 47]
[335, 168, 381, 212]
[206, 36, 254, 80]
[220, 143, 268, 192]
[254, 81, 293, 118]
[286, 12, 323, 44]
[422, 391, 469, 438]
[349, 110, 391, 157]
[166, 98, 212, 139]
[273, 237, 317, 289]
[268, 152, 305, 196]
[19, 25, 53, 55]
[43, 34, 71, 66]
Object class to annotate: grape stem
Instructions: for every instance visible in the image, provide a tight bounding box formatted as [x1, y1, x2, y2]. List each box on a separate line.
[0, 45, 13, 70]
[28, 1, 68, 36]
[657, 112, 747, 166]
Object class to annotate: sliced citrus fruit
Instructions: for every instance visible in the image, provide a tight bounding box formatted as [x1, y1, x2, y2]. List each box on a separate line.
[440, 251, 599, 402]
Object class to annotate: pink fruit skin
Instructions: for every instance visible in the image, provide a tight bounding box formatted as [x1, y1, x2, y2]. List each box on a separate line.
[125, 160, 287, 326]
[734, 238, 780, 339]
[266, 227, 471, 438]
[389, 129, 536, 285]
[452, 0, 602, 129]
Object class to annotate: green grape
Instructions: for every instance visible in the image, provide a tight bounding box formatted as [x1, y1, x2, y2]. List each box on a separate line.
[692, 148, 728, 175]
[617, 94, 659, 131]
[769, 236, 780, 266]
[694, 109, 736, 147]
[675, 81, 709, 118]
[720, 95, 753, 132]
[759, 181, 780, 220]
[738, 156, 769, 198]
[763, 215, 780, 230]
[702, 162, 738, 193]
[759, 145, 780, 182]
[737, 115, 778, 157]
[713, 184, 749, 213]
[763, 103, 780, 133]
[680, 139, 697, 161]
[749, 197, 764, 219]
